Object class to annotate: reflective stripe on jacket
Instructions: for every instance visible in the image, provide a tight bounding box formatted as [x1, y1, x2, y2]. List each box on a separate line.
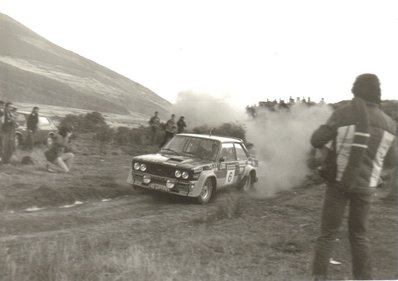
[311, 100, 396, 193]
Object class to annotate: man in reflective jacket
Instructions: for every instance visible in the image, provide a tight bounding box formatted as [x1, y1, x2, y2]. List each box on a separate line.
[311, 74, 396, 280]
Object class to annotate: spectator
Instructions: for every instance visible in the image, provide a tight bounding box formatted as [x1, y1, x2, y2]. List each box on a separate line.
[177, 116, 187, 133]
[44, 126, 75, 173]
[26, 106, 39, 150]
[0, 100, 4, 162]
[383, 116, 398, 201]
[160, 114, 176, 147]
[148, 111, 160, 145]
[310, 74, 396, 280]
[1, 102, 17, 165]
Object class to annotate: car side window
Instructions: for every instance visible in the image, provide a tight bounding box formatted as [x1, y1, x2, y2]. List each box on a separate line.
[39, 117, 50, 125]
[235, 143, 248, 161]
[220, 143, 237, 161]
[16, 113, 26, 126]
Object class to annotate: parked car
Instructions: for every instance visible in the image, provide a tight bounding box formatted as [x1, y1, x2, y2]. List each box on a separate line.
[127, 133, 258, 204]
[15, 111, 58, 148]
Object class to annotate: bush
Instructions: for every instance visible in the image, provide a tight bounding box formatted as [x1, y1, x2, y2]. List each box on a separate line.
[59, 114, 84, 131]
[216, 122, 246, 141]
[94, 125, 115, 143]
[192, 125, 211, 135]
[59, 112, 107, 133]
[114, 126, 153, 146]
[192, 122, 246, 142]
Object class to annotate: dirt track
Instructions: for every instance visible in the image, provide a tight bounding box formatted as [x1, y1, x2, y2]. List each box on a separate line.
[1, 179, 398, 280]
[1, 138, 397, 280]
[1, 188, 212, 241]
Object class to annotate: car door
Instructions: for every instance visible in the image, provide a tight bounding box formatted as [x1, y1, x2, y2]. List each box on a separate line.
[215, 143, 239, 188]
[234, 142, 249, 183]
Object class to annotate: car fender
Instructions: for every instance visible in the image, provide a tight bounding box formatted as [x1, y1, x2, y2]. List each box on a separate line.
[189, 170, 217, 197]
[242, 165, 257, 183]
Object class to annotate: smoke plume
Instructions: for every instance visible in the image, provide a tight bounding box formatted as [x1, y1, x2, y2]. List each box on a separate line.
[172, 91, 246, 128]
[246, 104, 333, 197]
[172, 91, 333, 198]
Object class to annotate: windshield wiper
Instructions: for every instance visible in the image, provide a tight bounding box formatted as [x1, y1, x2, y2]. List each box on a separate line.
[161, 148, 178, 155]
[182, 151, 196, 157]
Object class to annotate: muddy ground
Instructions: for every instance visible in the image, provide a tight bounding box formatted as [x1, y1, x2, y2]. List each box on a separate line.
[0, 134, 397, 281]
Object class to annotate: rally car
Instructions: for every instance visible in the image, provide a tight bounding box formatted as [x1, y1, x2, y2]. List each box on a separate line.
[127, 133, 258, 204]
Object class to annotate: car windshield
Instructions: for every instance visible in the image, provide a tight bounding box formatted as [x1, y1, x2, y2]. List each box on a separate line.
[161, 136, 220, 160]
[16, 113, 26, 126]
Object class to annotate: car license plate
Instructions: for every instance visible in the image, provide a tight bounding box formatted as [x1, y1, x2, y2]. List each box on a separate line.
[150, 183, 169, 192]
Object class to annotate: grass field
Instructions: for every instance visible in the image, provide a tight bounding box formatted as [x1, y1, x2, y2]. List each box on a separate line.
[0, 133, 397, 281]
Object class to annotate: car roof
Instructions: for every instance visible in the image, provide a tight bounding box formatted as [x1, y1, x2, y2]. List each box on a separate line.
[176, 133, 243, 143]
[17, 111, 52, 117]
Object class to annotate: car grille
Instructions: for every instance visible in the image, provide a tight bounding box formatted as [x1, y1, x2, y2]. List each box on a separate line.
[144, 163, 176, 178]
[132, 172, 190, 193]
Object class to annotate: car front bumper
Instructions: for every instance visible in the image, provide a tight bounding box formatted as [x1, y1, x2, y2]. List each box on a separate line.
[129, 171, 201, 197]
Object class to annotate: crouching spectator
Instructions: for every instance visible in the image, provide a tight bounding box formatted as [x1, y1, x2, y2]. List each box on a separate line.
[44, 127, 74, 173]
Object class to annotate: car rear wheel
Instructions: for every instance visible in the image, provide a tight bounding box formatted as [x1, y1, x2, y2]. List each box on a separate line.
[240, 174, 254, 192]
[197, 178, 214, 204]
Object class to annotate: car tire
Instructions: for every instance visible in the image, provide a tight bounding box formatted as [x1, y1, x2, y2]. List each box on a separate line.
[240, 174, 254, 192]
[197, 178, 214, 204]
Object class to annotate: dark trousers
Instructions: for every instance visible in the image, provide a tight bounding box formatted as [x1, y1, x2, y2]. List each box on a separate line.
[312, 185, 373, 280]
[160, 131, 174, 148]
[0, 134, 2, 159]
[2, 130, 16, 164]
[150, 127, 158, 145]
[26, 130, 36, 150]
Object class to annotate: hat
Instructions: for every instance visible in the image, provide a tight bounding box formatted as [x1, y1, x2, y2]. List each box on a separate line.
[351, 73, 381, 104]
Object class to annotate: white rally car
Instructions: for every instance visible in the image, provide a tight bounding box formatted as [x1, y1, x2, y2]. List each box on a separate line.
[128, 134, 258, 204]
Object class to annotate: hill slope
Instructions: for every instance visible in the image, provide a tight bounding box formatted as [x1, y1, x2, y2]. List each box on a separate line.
[0, 12, 171, 116]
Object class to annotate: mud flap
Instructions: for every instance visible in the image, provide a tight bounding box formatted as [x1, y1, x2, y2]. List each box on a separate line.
[126, 169, 134, 184]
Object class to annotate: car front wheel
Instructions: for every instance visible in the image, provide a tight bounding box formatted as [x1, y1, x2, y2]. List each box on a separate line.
[197, 178, 214, 204]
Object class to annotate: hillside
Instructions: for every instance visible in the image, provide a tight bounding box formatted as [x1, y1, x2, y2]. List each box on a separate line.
[0, 12, 171, 117]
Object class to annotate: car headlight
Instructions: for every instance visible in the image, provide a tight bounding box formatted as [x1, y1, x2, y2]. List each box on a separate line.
[133, 162, 140, 170]
[182, 171, 189, 180]
[166, 180, 175, 189]
[143, 174, 151, 184]
[140, 163, 147, 172]
[175, 170, 182, 178]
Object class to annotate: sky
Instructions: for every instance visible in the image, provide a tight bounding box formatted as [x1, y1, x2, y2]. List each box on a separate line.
[0, 0, 397, 106]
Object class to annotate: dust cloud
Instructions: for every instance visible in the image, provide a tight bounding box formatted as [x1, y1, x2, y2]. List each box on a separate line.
[172, 91, 333, 198]
[246, 104, 333, 197]
[172, 91, 246, 128]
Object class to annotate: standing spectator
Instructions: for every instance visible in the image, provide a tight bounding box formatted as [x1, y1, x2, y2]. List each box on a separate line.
[383, 116, 398, 201]
[148, 111, 160, 145]
[310, 74, 396, 281]
[0, 100, 4, 162]
[26, 106, 39, 150]
[177, 116, 187, 134]
[160, 114, 176, 147]
[1, 102, 17, 164]
[44, 126, 74, 173]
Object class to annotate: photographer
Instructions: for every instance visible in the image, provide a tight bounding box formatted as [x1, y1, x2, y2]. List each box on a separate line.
[44, 126, 74, 173]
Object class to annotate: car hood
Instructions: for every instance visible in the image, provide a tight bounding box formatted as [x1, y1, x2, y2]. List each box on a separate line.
[133, 153, 214, 169]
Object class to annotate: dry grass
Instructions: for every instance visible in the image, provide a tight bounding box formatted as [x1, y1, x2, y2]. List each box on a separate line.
[0, 134, 397, 281]
[0, 227, 309, 281]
